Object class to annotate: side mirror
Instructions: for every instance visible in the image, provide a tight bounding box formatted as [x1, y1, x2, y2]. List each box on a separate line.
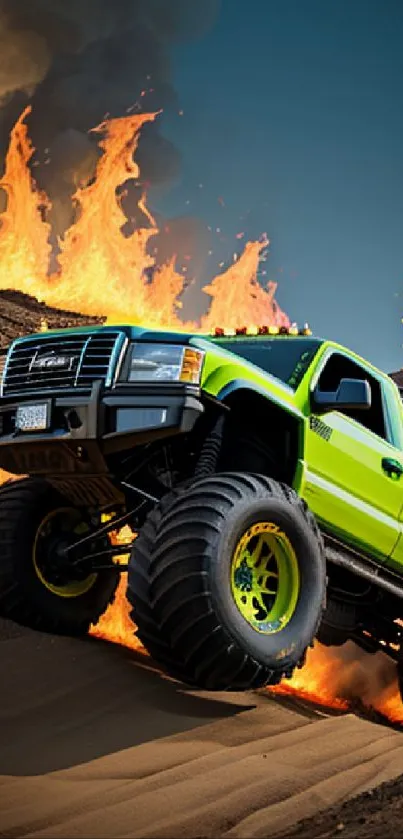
[312, 377, 371, 413]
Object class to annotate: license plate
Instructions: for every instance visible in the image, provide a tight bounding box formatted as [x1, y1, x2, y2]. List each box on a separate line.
[16, 403, 49, 432]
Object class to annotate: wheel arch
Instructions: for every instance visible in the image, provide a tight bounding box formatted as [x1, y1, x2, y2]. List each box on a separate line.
[216, 382, 305, 487]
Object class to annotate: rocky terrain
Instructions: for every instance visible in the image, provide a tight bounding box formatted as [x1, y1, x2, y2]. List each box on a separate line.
[0, 289, 104, 350]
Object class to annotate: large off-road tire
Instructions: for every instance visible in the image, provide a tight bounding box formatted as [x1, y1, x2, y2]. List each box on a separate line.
[128, 472, 326, 691]
[127, 484, 193, 681]
[0, 477, 119, 635]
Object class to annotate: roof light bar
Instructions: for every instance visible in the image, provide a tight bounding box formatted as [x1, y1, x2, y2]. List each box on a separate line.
[211, 323, 312, 338]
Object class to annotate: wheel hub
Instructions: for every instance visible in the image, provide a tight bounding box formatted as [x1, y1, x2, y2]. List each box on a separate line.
[43, 534, 93, 583]
[230, 521, 300, 634]
[234, 557, 254, 592]
[33, 507, 98, 598]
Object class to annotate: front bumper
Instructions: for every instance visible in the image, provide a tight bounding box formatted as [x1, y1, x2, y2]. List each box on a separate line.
[0, 381, 204, 476]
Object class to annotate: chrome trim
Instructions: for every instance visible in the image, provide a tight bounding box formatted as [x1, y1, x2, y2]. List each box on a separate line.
[106, 333, 128, 388]
[110, 334, 129, 388]
[74, 335, 92, 387]
[1, 330, 126, 396]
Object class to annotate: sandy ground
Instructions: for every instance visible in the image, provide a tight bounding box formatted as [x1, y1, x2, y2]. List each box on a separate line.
[2, 618, 403, 838]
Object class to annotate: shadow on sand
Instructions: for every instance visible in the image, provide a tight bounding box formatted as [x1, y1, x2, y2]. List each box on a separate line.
[0, 621, 256, 775]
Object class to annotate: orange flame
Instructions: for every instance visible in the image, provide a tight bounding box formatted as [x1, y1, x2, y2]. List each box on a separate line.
[90, 576, 145, 653]
[272, 641, 403, 724]
[0, 107, 51, 296]
[0, 107, 288, 330]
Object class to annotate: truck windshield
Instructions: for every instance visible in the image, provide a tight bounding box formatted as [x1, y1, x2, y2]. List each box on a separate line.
[217, 337, 323, 390]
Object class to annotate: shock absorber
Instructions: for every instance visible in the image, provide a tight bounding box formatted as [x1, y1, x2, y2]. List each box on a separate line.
[194, 413, 226, 479]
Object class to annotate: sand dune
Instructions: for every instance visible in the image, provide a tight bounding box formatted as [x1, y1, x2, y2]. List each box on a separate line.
[2, 618, 403, 839]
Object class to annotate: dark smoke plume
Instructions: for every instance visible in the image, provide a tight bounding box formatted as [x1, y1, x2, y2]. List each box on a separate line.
[0, 0, 220, 237]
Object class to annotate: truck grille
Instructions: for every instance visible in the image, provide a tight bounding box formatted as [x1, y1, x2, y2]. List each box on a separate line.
[2, 331, 125, 396]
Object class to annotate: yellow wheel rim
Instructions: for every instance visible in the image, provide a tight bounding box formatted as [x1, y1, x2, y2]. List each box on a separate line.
[230, 521, 300, 634]
[33, 508, 97, 598]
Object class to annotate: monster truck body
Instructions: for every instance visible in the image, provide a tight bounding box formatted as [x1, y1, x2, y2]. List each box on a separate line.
[0, 322, 403, 692]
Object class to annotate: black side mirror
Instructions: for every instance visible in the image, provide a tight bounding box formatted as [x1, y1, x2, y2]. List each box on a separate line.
[312, 377, 371, 413]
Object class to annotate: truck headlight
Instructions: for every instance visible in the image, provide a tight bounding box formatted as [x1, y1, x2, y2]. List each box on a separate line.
[127, 343, 204, 384]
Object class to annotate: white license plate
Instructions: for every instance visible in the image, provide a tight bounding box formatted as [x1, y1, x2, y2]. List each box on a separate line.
[16, 403, 49, 432]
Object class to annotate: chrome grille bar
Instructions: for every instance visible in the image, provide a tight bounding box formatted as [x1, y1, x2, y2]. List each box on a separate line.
[2, 330, 125, 396]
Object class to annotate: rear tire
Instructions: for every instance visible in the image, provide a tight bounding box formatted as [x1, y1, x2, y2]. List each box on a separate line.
[0, 477, 119, 635]
[128, 472, 326, 691]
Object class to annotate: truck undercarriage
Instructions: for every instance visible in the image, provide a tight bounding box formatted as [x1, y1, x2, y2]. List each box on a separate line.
[320, 535, 403, 661]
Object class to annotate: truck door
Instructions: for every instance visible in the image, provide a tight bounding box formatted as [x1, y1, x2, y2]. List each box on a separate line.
[302, 350, 403, 560]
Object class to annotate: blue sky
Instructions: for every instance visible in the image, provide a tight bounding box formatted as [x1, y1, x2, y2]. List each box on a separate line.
[153, 0, 403, 373]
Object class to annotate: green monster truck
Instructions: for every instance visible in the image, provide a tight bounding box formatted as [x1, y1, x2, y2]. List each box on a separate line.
[0, 321, 402, 694]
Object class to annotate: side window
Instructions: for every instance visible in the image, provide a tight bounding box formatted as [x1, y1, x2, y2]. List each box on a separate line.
[316, 352, 387, 441]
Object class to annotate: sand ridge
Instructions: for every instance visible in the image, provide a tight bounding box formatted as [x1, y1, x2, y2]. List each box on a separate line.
[2, 619, 403, 839]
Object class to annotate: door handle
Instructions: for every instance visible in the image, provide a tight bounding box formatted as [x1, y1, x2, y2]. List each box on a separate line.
[382, 457, 403, 479]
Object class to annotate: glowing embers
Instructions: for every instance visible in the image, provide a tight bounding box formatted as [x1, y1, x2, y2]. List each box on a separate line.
[211, 323, 312, 338]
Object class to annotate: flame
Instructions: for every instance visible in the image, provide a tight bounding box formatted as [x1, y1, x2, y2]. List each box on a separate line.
[89, 526, 145, 653]
[0, 107, 51, 296]
[90, 576, 145, 653]
[0, 107, 289, 330]
[200, 250, 289, 332]
[271, 645, 349, 710]
[271, 642, 403, 724]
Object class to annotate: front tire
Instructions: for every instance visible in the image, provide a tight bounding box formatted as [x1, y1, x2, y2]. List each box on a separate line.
[128, 473, 326, 691]
[0, 477, 119, 635]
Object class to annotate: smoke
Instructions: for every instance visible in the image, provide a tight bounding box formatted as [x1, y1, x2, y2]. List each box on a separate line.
[120, 200, 213, 314]
[322, 642, 398, 707]
[0, 0, 220, 234]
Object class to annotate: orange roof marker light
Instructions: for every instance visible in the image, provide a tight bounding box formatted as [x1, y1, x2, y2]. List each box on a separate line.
[211, 323, 312, 338]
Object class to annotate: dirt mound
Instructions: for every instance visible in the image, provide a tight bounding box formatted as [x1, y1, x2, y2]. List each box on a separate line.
[280, 773, 403, 839]
[0, 289, 104, 349]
